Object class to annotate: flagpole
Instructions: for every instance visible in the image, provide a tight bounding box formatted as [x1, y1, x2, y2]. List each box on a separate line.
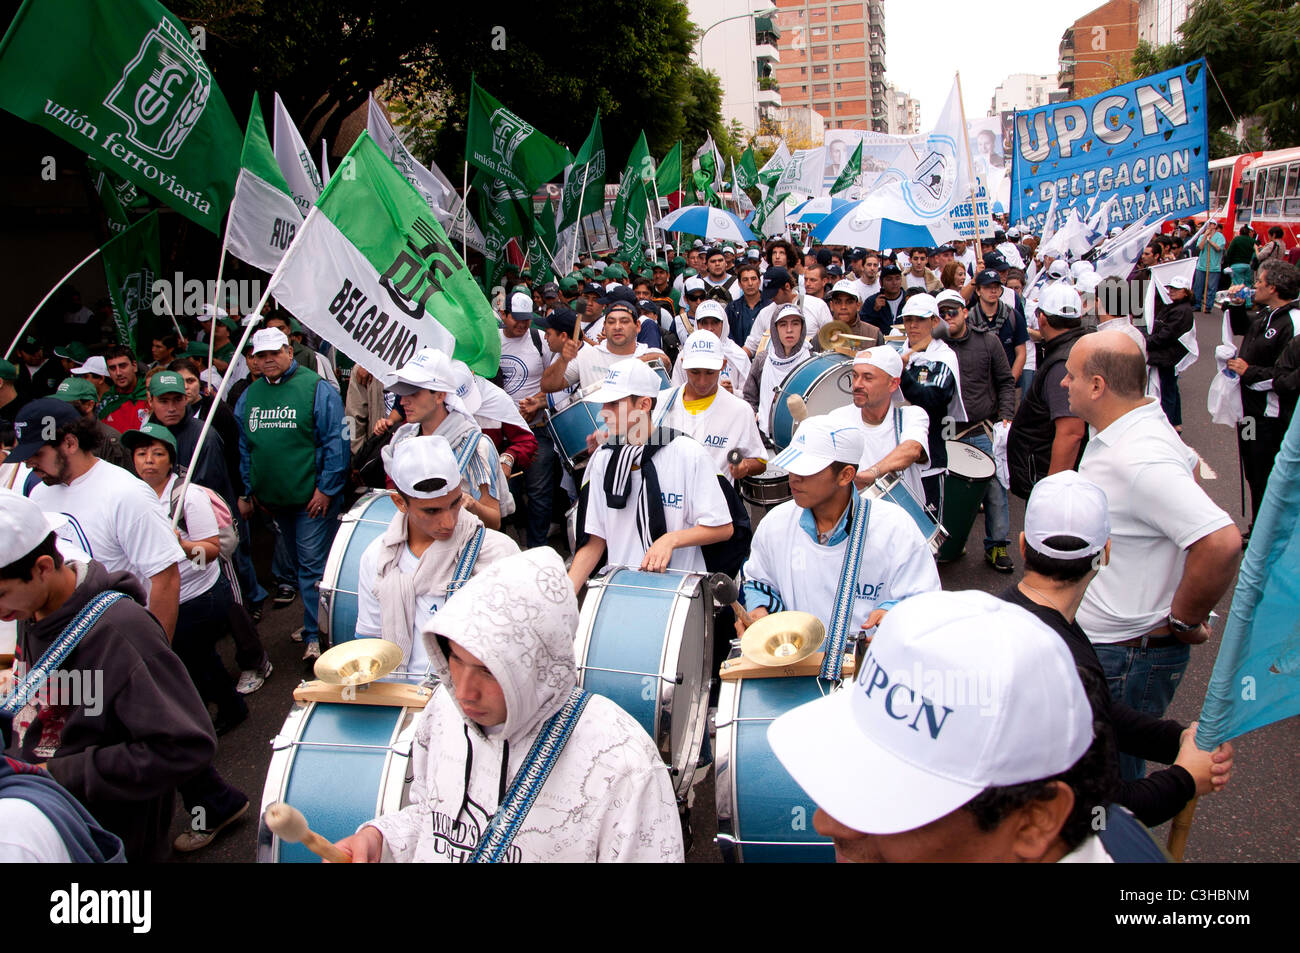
[461, 162, 470, 264]
[955, 71, 985, 268]
[5, 245, 102, 360]
[206, 220, 231, 380]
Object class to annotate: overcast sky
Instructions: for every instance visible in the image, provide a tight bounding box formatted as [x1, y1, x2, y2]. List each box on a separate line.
[885, 0, 1109, 123]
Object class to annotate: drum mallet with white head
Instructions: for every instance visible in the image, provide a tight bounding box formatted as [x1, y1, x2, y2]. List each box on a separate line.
[786, 394, 808, 435]
[263, 802, 353, 863]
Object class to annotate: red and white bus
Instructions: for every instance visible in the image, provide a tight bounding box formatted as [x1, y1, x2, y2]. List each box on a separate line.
[1185, 152, 1260, 235]
[1245, 146, 1300, 246]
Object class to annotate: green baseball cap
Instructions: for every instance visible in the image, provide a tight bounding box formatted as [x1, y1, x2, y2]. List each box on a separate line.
[604, 264, 627, 281]
[149, 370, 186, 397]
[580, 267, 595, 279]
[53, 341, 89, 363]
[121, 421, 177, 458]
[0, 358, 16, 382]
[182, 342, 210, 360]
[53, 377, 97, 403]
[219, 316, 240, 332]
[558, 276, 579, 294]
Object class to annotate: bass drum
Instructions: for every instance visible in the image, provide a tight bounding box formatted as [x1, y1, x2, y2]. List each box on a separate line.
[257, 699, 418, 863]
[319, 491, 397, 647]
[715, 675, 838, 862]
[768, 352, 854, 450]
[865, 474, 947, 556]
[935, 440, 996, 563]
[739, 464, 791, 531]
[573, 568, 713, 802]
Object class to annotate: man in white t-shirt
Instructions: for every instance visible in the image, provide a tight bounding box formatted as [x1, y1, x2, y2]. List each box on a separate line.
[740, 415, 939, 638]
[1067, 331, 1241, 774]
[541, 301, 668, 395]
[355, 435, 519, 673]
[848, 249, 881, 301]
[568, 359, 733, 591]
[828, 347, 928, 502]
[10, 399, 182, 638]
[655, 331, 766, 480]
[500, 293, 561, 548]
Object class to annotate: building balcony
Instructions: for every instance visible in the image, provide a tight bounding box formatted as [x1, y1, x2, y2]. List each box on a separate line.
[755, 42, 780, 63]
[757, 87, 783, 108]
[869, 0, 884, 23]
[1059, 30, 1074, 55]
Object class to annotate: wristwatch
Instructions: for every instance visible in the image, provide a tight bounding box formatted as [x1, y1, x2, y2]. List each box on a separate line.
[1167, 614, 1203, 634]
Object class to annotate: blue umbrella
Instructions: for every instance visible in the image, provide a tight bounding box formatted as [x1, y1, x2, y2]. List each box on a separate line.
[787, 196, 853, 224]
[810, 201, 948, 249]
[656, 204, 756, 242]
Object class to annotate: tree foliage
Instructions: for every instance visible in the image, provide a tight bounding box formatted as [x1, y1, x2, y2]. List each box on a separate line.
[1130, 0, 1300, 153]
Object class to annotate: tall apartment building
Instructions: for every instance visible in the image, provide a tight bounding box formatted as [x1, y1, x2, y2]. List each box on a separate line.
[989, 73, 1065, 116]
[1058, 0, 1140, 98]
[770, 0, 889, 133]
[689, 0, 783, 133]
[886, 84, 921, 135]
[1138, 0, 1193, 46]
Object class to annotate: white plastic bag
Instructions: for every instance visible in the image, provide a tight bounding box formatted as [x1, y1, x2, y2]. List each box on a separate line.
[1207, 343, 1244, 426]
[990, 420, 1011, 490]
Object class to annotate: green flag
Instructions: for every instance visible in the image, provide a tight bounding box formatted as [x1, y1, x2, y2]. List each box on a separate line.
[736, 147, 759, 191]
[88, 158, 134, 235]
[616, 175, 648, 272]
[268, 132, 501, 377]
[655, 141, 681, 197]
[102, 211, 161, 351]
[611, 131, 650, 233]
[224, 92, 305, 274]
[528, 197, 558, 285]
[558, 111, 605, 232]
[0, 0, 241, 233]
[831, 139, 863, 196]
[472, 168, 534, 292]
[465, 78, 571, 194]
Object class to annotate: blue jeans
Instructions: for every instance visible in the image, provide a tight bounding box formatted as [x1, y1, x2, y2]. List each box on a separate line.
[1018, 368, 1035, 403]
[1192, 267, 1221, 312]
[231, 517, 268, 605]
[271, 520, 297, 587]
[512, 428, 557, 549]
[959, 431, 1009, 551]
[268, 496, 342, 645]
[1094, 640, 1191, 780]
[1157, 364, 1182, 427]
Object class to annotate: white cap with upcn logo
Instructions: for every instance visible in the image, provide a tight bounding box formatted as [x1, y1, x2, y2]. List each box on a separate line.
[768, 589, 1093, 835]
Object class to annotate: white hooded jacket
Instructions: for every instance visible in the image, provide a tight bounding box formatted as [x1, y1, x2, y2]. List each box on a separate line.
[671, 301, 751, 392]
[364, 548, 683, 863]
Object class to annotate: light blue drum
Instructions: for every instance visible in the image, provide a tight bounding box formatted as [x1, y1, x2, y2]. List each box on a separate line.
[768, 352, 854, 450]
[319, 491, 397, 646]
[866, 474, 947, 555]
[257, 700, 417, 863]
[546, 400, 608, 472]
[715, 675, 837, 862]
[573, 568, 713, 801]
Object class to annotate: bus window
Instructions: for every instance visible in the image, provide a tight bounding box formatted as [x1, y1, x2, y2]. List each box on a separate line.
[1285, 163, 1300, 216]
[1238, 176, 1254, 224]
[1209, 168, 1223, 210]
[1265, 166, 1283, 216]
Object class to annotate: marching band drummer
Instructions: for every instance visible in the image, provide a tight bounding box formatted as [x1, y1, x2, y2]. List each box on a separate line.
[568, 359, 733, 593]
[668, 301, 751, 394]
[353, 435, 519, 674]
[654, 331, 766, 482]
[739, 416, 940, 640]
[744, 305, 812, 439]
[540, 300, 669, 396]
[826, 347, 929, 498]
[385, 348, 508, 531]
[334, 547, 684, 863]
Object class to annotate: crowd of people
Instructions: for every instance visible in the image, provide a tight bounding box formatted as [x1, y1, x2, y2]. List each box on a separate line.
[2, 210, 1294, 864]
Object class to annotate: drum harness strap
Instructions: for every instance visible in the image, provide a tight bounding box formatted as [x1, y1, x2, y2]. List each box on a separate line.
[821, 492, 872, 684]
[448, 526, 485, 595]
[1, 591, 126, 717]
[468, 686, 592, 863]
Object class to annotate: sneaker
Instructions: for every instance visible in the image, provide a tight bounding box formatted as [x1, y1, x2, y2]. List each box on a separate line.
[302, 641, 321, 661]
[289, 626, 305, 643]
[986, 545, 1014, 573]
[273, 584, 296, 607]
[248, 599, 265, 624]
[173, 799, 249, 853]
[236, 657, 273, 695]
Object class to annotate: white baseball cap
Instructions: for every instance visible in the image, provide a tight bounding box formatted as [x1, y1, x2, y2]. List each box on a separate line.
[449, 359, 483, 416]
[830, 279, 861, 300]
[1167, 274, 1192, 291]
[1070, 260, 1095, 280]
[382, 434, 463, 499]
[681, 330, 726, 371]
[768, 589, 1094, 835]
[388, 347, 457, 396]
[683, 276, 706, 294]
[900, 293, 938, 319]
[0, 490, 67, 567]
[853, 345, 903, 379]
[1075, 271, 1103, 294]
[694, 300, 727, 325]
[200, 304, 228, 321]
[592, 260, 607, 273]
[508, 292, 534, 317]
[1037, 283, 1084, 319]
[1025, 471, 1110, 560]
[250, 328, 290, 355]
[71, 355, 109, 378]
[583, 358, 667, 404]
[1047, 260, 1072, 281]
[773, 304, 804, 327]
[771, 414, 865, 477]
[934, 290, 966, 311]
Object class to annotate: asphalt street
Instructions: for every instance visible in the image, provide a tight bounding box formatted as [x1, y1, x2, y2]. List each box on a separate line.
[182, 308, 1298, 864]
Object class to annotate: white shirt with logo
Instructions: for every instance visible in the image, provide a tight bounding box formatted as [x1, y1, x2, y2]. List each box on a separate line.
[162, 473, 221, 604]
[581, 436, 731, 573]
[652, 386, 766, 476]
[33, 459, 185, 596]
[742, 494, 940, 630]
[826, 403, 930, 503]
[564, 342, 662, 392]
[498, 328, 552, 399]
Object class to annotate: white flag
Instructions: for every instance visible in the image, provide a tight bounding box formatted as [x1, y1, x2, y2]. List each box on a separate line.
[1093, 213, 1169, 280]
[320, 140, 331, 185]
[272, 93, 323, 218]
[774, 147, 827, 199]
[225, 92, 307, 274]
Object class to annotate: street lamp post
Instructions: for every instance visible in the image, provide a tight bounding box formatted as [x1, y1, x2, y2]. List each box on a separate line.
[697, 5, 779, 63]
[1059, 57, 1120, 81]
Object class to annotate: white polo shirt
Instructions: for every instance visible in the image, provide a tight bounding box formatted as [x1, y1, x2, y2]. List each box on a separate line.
[826, 402, 930, 502]
[563, 341, 663, 391]
[1076, 398, 1234, 644]
[581, 436, 732, 573]
[653, 385, 766, 476]
[498, 328, 552, 398]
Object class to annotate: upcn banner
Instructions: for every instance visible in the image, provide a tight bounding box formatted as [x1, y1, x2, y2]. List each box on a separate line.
[1011, 60, 1209, 230]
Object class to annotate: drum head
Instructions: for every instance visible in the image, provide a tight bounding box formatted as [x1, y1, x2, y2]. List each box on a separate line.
[319, 491, 398, 645]
[944, 439, 996, 481]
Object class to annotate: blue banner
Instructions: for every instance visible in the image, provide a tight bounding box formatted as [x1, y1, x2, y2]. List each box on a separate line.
[1197, 406, 1300, 749]
[1011, 60, 1209, 231]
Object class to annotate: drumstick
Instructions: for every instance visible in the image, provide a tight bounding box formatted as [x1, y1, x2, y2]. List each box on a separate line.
[263, 802, 352, 863]
[708, 573, 754, 628]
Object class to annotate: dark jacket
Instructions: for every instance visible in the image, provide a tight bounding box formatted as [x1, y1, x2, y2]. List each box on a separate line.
[727, 294, 765, 349]
[1001, 586, 1195, 828]
[899, 356, 956, 472]
[1238, 301, 1300, 421]
[15, 357, 67, 406]
[859, 292, 905, 336]
[1007, 327, 1090, 498]
[95, 420, 133, 472]
[947, 324, 1017, 425]
[8, 561, 216, 862]
[1146, 299, 1195, 368]
[151, 412, 237, 511]
[195, 393, 244, 499]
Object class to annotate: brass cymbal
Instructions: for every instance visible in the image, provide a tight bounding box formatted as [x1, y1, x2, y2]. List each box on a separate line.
[740, 611, 826, 666]
[314, 638, 403, 686]
[817, 321, 873, 353]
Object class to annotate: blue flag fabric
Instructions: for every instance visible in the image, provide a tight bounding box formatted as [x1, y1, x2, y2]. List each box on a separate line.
[1010, 60, 1209, 232]
[1197, 409, 1300, 749]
